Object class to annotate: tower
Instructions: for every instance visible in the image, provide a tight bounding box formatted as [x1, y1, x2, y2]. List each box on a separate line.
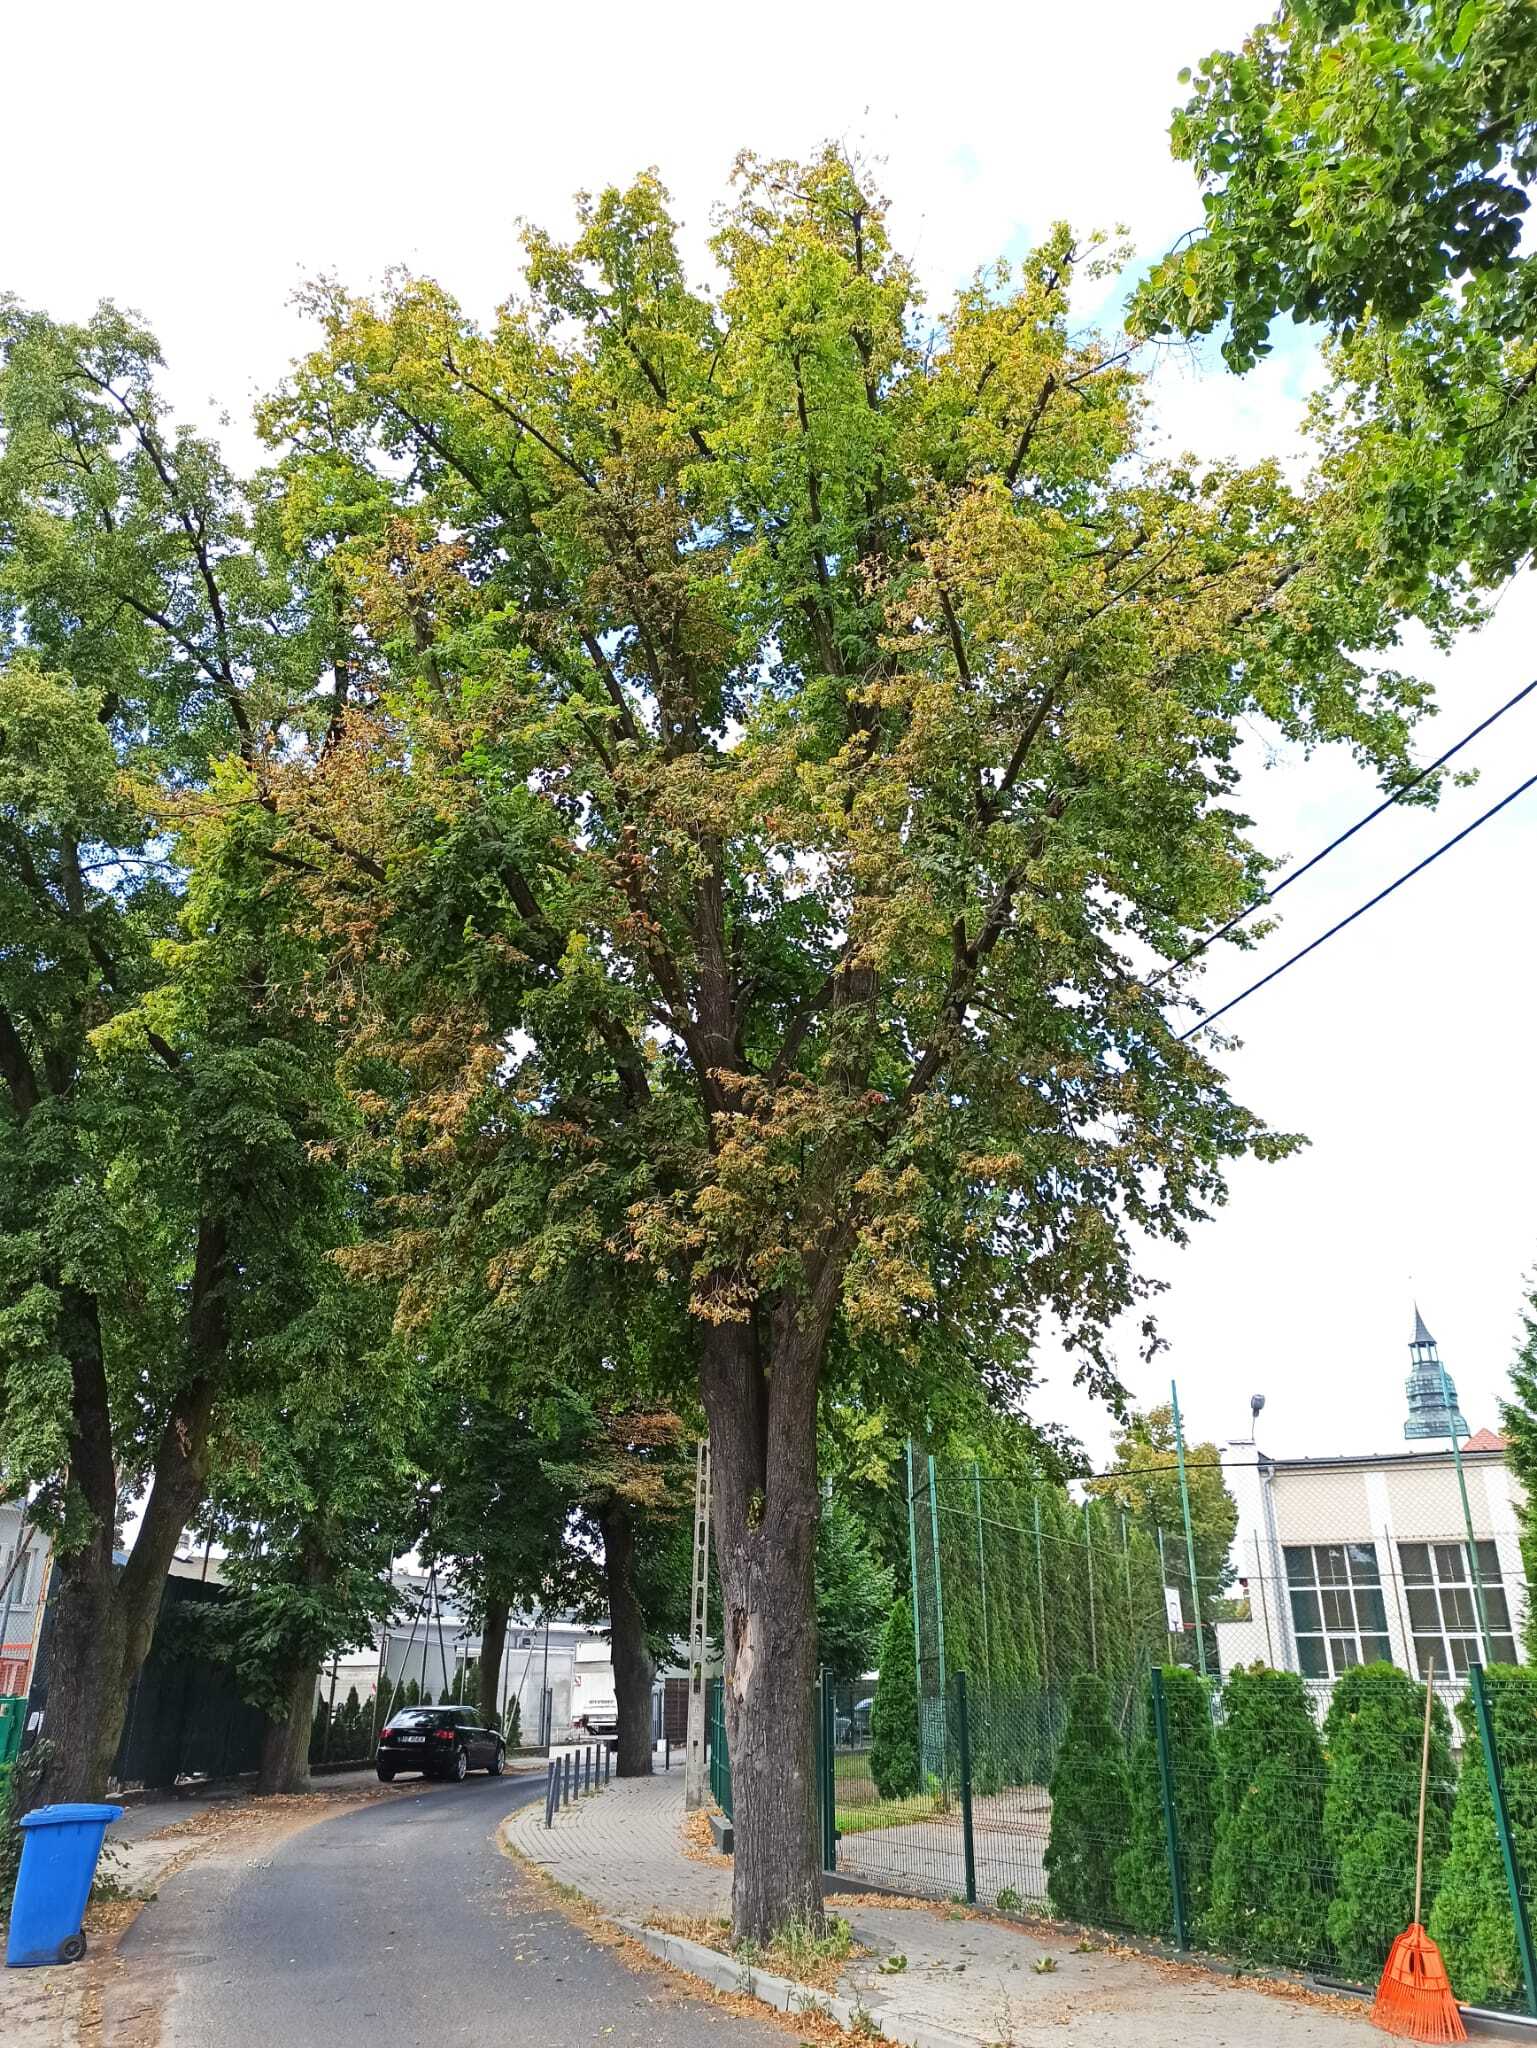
[1403, 1307, 1469, 1441]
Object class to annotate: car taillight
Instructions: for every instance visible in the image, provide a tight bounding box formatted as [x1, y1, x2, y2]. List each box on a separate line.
[381, 1728, 396, 1741]
[434, 1729, 455, 1741]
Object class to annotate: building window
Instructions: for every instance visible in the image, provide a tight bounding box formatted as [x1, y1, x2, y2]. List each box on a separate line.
[1284, 1543, 1392, 1678]
[1398, 1542, 1518, 1674]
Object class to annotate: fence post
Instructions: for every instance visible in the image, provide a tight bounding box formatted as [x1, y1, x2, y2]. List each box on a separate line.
[819, 1673, 838, 1873]
[954, 1670, 977, 1906]
[1150, 1668, 1188, 1952]
[1469, 1663, 1537, 2015]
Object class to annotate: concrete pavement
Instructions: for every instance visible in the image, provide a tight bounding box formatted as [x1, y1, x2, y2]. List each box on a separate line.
[97, 1763, 784, 2048]
[505, 1768, 1414, 2047]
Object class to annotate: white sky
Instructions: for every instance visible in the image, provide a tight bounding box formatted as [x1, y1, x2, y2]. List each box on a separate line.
[7, 0, 1534, 1469]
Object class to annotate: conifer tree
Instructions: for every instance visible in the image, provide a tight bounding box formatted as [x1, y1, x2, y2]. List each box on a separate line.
[1322, 1663, 1454, 1982]
[1044, 1673, 1130, 1926]
[1202, 1666, 1327, 1966]
[1430, 1666, 1537, 2008]
[869, 1598, 921, 1801]
[1116, 1666, 1219, 1936]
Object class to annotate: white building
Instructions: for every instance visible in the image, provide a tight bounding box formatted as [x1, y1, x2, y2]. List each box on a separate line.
[0, 1503, 50, 1698]
[1218, 1313, 1527, 1702]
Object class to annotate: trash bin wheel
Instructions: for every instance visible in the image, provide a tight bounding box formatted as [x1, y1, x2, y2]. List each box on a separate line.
[58, 1932, 87, 1964]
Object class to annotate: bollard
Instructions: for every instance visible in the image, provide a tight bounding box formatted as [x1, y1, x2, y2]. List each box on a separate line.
[564, 1750, 573, 1803]
[587, 1745, 595, 1792]
[544, 1759, 559, 1828]
[604, 1742, 611, 1785]
[664, 1735, 671, 1772]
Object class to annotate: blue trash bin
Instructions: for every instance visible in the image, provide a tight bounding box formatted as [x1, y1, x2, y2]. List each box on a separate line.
[5, 1803, 123, 1967]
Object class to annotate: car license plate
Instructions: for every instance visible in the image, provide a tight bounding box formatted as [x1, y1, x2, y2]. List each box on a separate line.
[400, 1734, 426, 1743]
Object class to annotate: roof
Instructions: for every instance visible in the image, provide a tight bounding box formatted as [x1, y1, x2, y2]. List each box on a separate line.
[1413, 1304, 1436, 1347]
[1464, 1428, 1508, 1453]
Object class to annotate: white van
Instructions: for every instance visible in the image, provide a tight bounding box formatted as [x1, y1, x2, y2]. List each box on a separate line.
[570, 1640, 618, 1739]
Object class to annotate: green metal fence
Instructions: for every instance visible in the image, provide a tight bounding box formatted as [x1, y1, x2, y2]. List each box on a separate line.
[708, 1675, 837, 1873]
[818, 1661, 1537, 2018]
[707, 1677, 732, 1819]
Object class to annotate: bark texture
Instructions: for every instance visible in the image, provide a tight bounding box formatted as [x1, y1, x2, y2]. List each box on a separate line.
[257, 1657, 317, 1793]
[602, 1499, 655, 1777]
[478, 1593, 509, 1733]
[702, 1314, 824, 1942]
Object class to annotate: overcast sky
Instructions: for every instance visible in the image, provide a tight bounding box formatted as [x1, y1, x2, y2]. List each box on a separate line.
[8, 0, 1534, 1469]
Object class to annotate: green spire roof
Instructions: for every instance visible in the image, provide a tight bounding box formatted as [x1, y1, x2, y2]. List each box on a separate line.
[1404, 1307, 1468, 1442]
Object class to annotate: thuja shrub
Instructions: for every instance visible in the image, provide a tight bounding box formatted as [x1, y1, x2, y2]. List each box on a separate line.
[1044, 1673, 1130, 1926]
[1201, 1665, 1328, 1966]
[1116, 1666, 1219, 1936]
[1430, 1665, 1537, 2009]
[869, 1598, 921, 1801]
[1321, 1663, 1454, 1982]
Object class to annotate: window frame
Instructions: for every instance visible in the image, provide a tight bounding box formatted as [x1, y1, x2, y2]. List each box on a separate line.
[1283, 1541, 1392, 1679]
[1397, 1539, 1518, 1675]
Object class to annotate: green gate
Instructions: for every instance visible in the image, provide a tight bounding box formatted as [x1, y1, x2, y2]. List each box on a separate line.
[704, 1676, 836, 1871]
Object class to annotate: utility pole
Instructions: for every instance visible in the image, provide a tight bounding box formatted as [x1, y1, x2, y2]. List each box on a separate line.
[683, 1438, 712, 1811]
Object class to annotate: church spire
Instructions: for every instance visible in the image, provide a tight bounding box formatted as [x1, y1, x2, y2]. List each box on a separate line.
[1404, 1307, 1468, 1441]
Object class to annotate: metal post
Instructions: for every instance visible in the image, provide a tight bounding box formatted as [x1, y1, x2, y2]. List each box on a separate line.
[1171, 1380, 1208, 1679]
[906, 1441, 924, 1688]
[954, 1671, 977, 1906]
[323, 1656, 339, 1762]
[1439, 1356, 1495, 1664]
[926, 1454, 948, 1708]
[1034, 1494, 1049, 1690]
[1120, 1513, 1136, 1651]
[684, 1438, 712, 1811]
[1470, 1664, 1537, 2014]
[819, 1672, 838, 1873]
[973, 1462, 991, 1693]
[1084, 1502, 1098, 1672]
[1150, 1669, 1188, 1950]
[545, 1759, 559, 1827]
[564, 1750, 573, 1803]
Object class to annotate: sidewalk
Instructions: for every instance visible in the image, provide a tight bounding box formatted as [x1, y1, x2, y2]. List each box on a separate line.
[503, 1772, 1393, 2047]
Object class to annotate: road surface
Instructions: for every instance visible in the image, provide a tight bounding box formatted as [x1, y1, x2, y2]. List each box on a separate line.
[105, 1770, 778, 2047]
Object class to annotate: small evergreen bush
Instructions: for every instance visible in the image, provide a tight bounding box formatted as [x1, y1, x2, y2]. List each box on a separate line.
[1044, 1673, 1130, 1926]
[869, 1598, 921, 1800]
[1201, 1665, 1328, 1966]
[1322, 1663, 1454, 1981]
[1429, 1665, 1537, 2008]
[1116, 1666, 1219, 1936]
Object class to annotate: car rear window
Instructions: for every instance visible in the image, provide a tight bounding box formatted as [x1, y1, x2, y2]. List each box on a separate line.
[389, 1708, 454, 1728]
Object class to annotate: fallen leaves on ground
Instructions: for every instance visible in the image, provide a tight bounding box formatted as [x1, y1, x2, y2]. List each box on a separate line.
[679, 1807, 731, 1867]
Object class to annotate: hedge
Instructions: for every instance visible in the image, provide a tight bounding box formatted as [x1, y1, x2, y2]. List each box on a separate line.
[1429, 1665, 1537, 2008]
[1322, 1662, 1454, 1982]
[1202, 1665, 1327, 1966]
[1116, 1665, 1218, 1936]
[1044, 1672, 1129, 1925]
[869, 1597, 921, 1801]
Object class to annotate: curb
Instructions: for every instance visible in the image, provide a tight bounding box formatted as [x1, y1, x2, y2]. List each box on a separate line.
[613, 1918, 977, 2048]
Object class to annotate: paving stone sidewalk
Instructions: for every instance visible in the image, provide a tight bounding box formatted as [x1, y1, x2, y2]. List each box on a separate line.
[500, 1769, 1410, 2047]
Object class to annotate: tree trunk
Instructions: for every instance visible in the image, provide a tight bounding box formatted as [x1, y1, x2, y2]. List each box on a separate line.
[257, 1656, 317, 1794]
[702, 1314, 824, 1943]
[26, 1239, 223, 1809]
[479, 1593, 510, 1736]
[602, 1499, 655, 1778]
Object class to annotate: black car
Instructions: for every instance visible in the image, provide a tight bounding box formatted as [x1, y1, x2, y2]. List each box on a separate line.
[376, 1705, 505, 1782]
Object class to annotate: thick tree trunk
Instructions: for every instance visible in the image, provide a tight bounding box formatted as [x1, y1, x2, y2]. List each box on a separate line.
[257, 1656, 317, 1793]
[602, 1499, 655, 1777]
[27, 1237, 223, 1809]
[478, 1592, 510, 1735]
[702, 1314, 824, 1943]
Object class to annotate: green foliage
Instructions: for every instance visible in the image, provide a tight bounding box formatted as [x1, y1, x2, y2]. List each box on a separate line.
[816, 1502, 895, 1682]
[868, 1599, 921, 1801]
[1116, 1667, 1219, 1937]
[1322, 1663, 1454, 1982]
[1429, 1666, 1537, 2007]
[1091, 1407, 1239, 1642]
[1141, 0, 1537, 592]
[1044, 1674, 1129, 1927]
[0, 1742, 52, 1909]
[1501, 1285, 1537, 1657]
[1202, 1666, 1327, 1967]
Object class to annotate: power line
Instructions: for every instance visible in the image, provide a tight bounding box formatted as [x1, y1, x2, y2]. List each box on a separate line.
[1152, 675, 1537, 987]
[1180, 766, 1537, 1040]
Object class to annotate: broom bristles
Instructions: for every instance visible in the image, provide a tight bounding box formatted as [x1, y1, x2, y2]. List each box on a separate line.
[1372, 1925, 1466, 2043]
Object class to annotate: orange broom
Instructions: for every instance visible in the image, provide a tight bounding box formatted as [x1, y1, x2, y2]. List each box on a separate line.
[1372, 1650, 1465, 2042]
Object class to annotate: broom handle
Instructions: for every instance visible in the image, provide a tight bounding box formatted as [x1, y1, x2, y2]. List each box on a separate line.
[1415, 1649, 1435, 1930]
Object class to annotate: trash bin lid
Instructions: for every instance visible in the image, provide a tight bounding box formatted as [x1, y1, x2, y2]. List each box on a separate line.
[18, 1803, 125, 1829]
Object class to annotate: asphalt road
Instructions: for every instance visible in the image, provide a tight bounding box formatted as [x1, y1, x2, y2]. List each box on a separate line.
[110, 1770, 778, 2048]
